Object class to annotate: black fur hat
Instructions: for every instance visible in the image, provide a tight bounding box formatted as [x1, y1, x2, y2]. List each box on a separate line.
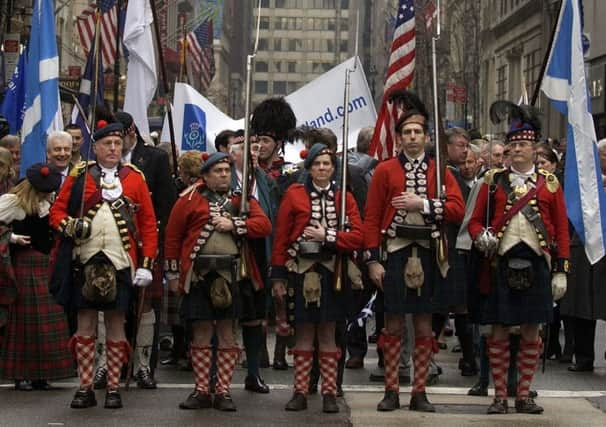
[250, 97, 297, 142]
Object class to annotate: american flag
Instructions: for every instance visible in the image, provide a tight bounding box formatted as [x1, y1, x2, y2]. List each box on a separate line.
[76, 0, 120, 69]
[186, 20, 216, 91]
[369, 0, 416, 160]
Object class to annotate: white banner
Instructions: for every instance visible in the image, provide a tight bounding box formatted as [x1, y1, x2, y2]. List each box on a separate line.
[162, 56, 377, 156]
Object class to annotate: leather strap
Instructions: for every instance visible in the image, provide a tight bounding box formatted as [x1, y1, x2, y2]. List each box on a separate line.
[493, 174, 546, 237]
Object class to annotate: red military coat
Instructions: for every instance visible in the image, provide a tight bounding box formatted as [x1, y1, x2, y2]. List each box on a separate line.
[363, 155, 465, 261]
[50, 163, 158, 269]
[468, 168, 570, 269]
[270, 184, 363, 279]
[164, 187, 272, 291]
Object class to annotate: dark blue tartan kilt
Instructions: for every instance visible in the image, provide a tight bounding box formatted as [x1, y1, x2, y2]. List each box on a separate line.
[239, 279, 267, 322]
[479, 244, 552, 326]
[466, 248, 487, 324]
[180, 271, 241, 322]
[289, 263, 349, 324]
[383, 243, 439, 315]
[72, 253, 133, 313]
[435, 248, 468, 311]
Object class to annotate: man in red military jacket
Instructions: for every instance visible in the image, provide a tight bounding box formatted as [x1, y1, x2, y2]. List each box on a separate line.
[468, 104, 569, 415]
[364, 107, 465, 413]
[50, 120, 158, 410]
[164, 152, 272, 412]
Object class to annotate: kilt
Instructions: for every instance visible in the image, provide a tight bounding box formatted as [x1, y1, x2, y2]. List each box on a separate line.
[72, 253, 134, 313]
[180, 271, 240, 322]
[144, 258, 164, 301]
[480, 244, 552, 326]
[435, 248, 468, 311]
[383, 243, 439, 314]
[465, 248, 487, 324]
[239, 279, 266, 322]
[0, 248, 73, 380]
[289, 263, 349, 324]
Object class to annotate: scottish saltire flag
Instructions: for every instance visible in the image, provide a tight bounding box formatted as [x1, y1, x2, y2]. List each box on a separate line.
[541, 0, 606, 264]
[20, 0, 63, 177]
[71, 39, 105, 159]
[0, 48, 27, 134]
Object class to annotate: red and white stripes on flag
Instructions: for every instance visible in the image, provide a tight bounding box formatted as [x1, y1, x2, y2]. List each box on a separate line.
[185, 20, 215, 91]
[76, 4, 119, 69]
[369, 0, 416, 160]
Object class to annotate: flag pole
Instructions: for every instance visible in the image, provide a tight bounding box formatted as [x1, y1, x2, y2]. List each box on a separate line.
[113, 0, 123, 112]
[149, 0, 178, 176]
[530, 3, 561, 106]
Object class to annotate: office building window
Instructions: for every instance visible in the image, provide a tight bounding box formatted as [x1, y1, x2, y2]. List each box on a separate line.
[273, 81, 287, 94]
[255, 81, 268, 94]
[255, 61, 268, 72]
[496, 64, 508, 100]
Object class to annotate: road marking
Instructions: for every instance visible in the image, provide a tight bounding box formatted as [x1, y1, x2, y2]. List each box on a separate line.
[2, 382, 605, 397]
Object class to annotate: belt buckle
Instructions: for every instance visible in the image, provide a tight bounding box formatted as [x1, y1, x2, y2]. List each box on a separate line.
[111, 199, 125, 210]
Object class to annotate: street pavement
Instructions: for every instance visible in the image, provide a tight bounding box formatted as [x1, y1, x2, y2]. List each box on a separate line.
[1, 320, 606, 426]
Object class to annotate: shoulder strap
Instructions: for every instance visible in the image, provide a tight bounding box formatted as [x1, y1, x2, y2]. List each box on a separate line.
[494, 174, 547, 236]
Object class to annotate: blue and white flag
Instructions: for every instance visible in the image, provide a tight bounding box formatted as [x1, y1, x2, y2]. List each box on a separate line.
[20, 0, 63, 176]
[541, 0, 606, 264]
[0, 48, 27, 134]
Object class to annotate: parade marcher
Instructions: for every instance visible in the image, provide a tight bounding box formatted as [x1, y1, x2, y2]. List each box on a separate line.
[46, 131, 73, 186]
[164, 152, 272, 411]
[49, 120, 158, 409]
[468, 102, 569, 414]
[93, 111, 176, 390]
[65, 124, 84, 165]
[0, 134, 21, 178]
[0, 147, 16, 195]
[251, 97, 298, 370]
[229, 134, 279, 392]
[0, 164, 73, 390]
[364, 104, 465, 412]
[271, 143, 363, 413]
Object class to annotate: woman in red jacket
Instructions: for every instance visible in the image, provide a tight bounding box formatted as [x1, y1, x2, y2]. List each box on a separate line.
[271, 143, 363, 414]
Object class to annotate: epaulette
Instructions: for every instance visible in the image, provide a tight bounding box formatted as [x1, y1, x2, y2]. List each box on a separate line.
[538, 169, 560, 193]
[69, 160, 95, 177]
[124, 163, 146, 180]
[483, 168, 506, 185]
[282, 163, 299, 175]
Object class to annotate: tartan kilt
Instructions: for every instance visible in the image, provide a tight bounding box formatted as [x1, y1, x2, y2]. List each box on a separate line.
[144, 257, 164, 301]
[239, 279, 266, 322]
[466, 248, 487, 324]
[0, 249, 73, 380]
[480, 244, 552, 326]
[289, 263, 349, 324]
[162, 286, 182, 326]
[435, 248, 468, 311]
[180, 271, 241, 322]
[383, 243, 439, 314]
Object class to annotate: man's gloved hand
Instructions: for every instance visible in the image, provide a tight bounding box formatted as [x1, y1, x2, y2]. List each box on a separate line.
[474, 228, 499, 258]
[551, 272, 567, 301]
[64, 217, 92, 239]
[133, 268, 153, 287]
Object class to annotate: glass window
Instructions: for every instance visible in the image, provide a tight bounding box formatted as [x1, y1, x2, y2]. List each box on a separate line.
[255, 61, 268, 72]
[340, 0, 349, 8]
[496, 64, 508, 100]
[340, 40, 348, 52]
[260, 17, 270, 29]
[273, 61, 283, 72]
[287, 81, 299, 93]
[288, 62, 296, 72]
[273, 81, 287, 94]
[327, 18, 336, 31]
[255, 81, 268, 94]
[260, 0, 270, 7]
[258, 38, 268, 50]
[340, 17, 348, 31]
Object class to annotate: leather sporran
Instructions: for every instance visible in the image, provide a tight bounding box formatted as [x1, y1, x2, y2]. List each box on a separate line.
[82, 263, 117, 304]
[210, 277, 232, 308]
[404, 247, 424, 292]
[303, 271, 322, 307]
[506, 258, 533, 291]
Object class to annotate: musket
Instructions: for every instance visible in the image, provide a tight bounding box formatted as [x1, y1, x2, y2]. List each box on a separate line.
[333, 12, 359, 292]
[238, 0, 263, 284]
[431, 0, 448, 271]
[149, 0, 178, 177]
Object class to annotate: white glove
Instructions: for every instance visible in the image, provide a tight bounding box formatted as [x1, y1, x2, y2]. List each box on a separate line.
[9, 233, 31, 246]
[551, 272, 567, 301]
[133, 268, 153, 287]
[474, 228, 499, 258]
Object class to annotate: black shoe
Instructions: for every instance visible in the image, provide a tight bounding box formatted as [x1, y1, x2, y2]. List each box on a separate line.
[285, 392, 308, 411]
[468, 381, 488, 396]
[568, 363, 594, 372]
[160, 357, 179, 366]
[273, 358, 288, 370]
[336, 385, 344, 397]
[179, 390, 213, 410]
[515, 397, 543, 414]
[178, 359, 193, 371]
[368, 332, 378, 344]
[460, 360, 478, 377]
[244, 375, 270, 393]
[345, 356, 364, 369]
[487, 398, 508, 414]
[213, 393, 237, 412]
[93, 367, 107, 390]
[70, 388, 97, 409]
[260, 347, 271, 369]
[377, 390, 400, 411]
[322, 394, 339, 413]
[559, 355, 573, 364]
[135, 368, 157, 389]
[409, 392, 435, 412]
[273, 336, 289, 370]
[31, 379, 52, 390]
[308, 382, 318, 395]
[14, 379, 33, 391]
[104, 389, 122, 409]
